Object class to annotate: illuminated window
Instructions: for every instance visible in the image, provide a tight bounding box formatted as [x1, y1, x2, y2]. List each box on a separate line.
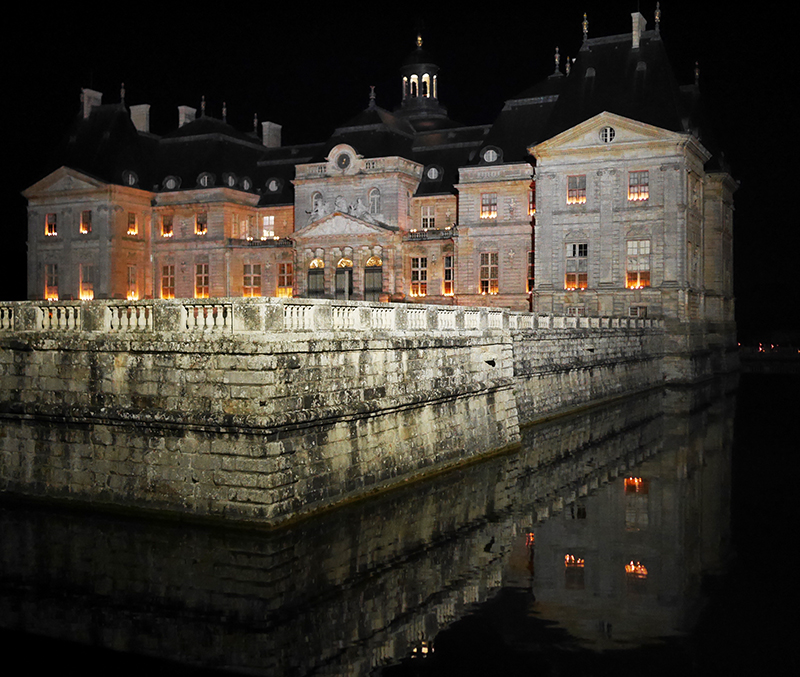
[243, 264, 261, 297]
[45, 263, 58, 299]
[365, 257, 382, 301]
[565, 243, 588, 290]
[127, 213, 138, 235]
[161, 265, 175, 299]
[262, 215, 275, 240]
[421, 205, 435, 229]
[195, 211, 207, 236]
[335, 258, 353, 299]
[369, 188, 381, 215]
[411, 257, 427, 297]
[443, 255, 454, 296]
[161, 214, 173, 238]
[80, 211, 92, 234]
[527, 251, 534, 293]
[564, 554, 585, 590]
[79, 264, 95, 300]
[566, 306, 585, 316]
[480, 193, 497, 219]
[529, 184, 536, 216]
[626, 240, 651, 289]
[127, 265, 138, 300]
[195, 263, 209, 298]
[567, 175, 586, 204]
[45, 213, 57, 236]
[308, 258, 325, 298]
[479, 252, 499, 294]
[628, 170, 649, 201]
[277, 262, 293, 297]
[625, 560, 648, 592]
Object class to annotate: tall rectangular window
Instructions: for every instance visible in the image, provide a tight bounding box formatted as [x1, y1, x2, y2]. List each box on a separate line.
[565, 243, 588, 289]
[479, 252, 499, 294]
[421, 205, 435, 229]
[277, 262, 293, 297]
[161, 265, 175, 299]
[161, 214, 173, 238]
[626, 240, 651, 288]
[529, 184, 536, 216]
[527, 251, 535, 293]
[79, 264, 95, 300]
[443, 255, 454, 296]
[567, 175, 587, 204]
[411, 257, 427, 297]
[480, 193, 497, 219]
[45, 263, 58, 299]
[127, 265, 138, 300]
[262, 215, 275, 240]
[195, 211, 207, 236]
[80, 211, 92, 234]
[195, 263, 209, 298]
[45, 213, 57, 236]
[127, 212, 138, 235]
[243, 264, 262, 297]
[628, 170, 649, 202]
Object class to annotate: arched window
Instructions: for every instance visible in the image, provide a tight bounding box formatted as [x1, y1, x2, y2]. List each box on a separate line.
[421, 74, 430, 97]
[335, 258, 353, 300]
[311, 192, 323, 214]
[365, 256, 382, 267]
[365, 256, 383, 301]
[308, 258, 325, 298]
[410, 74, 419, 97]
[309, 257, 325, 269]
[369, 188, 381, 214]
[337, 258, 353, 268]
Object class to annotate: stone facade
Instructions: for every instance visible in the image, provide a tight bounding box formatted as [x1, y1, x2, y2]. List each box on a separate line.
[22, 11, 735, 375]
[0, 298, 664, 525]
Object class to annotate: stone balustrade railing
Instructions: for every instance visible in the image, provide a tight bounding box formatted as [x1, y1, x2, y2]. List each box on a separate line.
[0, 298, 663, 335]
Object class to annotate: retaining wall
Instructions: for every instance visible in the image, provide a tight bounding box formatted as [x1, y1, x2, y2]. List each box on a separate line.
[0, 298, 664, 524]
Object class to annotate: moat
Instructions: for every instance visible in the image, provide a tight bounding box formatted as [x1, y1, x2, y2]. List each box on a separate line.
[1, 373, 793, 676]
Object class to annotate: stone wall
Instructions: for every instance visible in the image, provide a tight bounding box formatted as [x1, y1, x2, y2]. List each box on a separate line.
[0, 298, 664, 525]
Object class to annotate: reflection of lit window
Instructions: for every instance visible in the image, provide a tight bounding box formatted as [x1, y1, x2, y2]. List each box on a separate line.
[625, 477, 650, 531]
[565, 554, 585, 590]
[567, 175, 586, 204]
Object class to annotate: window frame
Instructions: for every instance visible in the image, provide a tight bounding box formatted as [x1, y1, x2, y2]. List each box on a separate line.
[195, 263, 210, 298]
[565, 242, 588, 290]
[195, 211, 208, 236]
[625, 239, 651, 289]
[443, 255, 454, 296]
[410, 256, 428, 297]
[479, 252, 499, 295]
[628, 170, 650, 202]
[45, 263, 58, 299]
[480, 193, 498, 220]
[80, 210, 92, 234]
[45, 213, 57, 237]
[277, 262, 293, 298]
[242, 263, 262, 297]
[161, 264, 175, 299]
[127, 212, 138, 236]
[567, 175, 587, 205]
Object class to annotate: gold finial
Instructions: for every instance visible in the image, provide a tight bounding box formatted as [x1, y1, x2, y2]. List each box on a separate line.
[120, 82, 125, 104]
[554, 46, 561, 74]
[583, 12, 589, 41]
[417, 33, 423, 48]
[655, 2, 661, 36]
[566, 57, 571, 76]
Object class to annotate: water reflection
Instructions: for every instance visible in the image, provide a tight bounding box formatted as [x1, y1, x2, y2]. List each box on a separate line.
[0, 382, 734, 675]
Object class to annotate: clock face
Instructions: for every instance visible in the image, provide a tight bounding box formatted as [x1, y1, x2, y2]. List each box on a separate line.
[336, 153, 351, 170]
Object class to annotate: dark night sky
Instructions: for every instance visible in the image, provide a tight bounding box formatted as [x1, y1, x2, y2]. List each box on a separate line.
[3, 3, 792, 340]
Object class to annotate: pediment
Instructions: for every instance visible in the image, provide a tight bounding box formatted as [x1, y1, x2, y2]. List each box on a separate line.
[22, 166, 107, 198]
[293, 212, 396, 240]
[530, 112, 686, 160]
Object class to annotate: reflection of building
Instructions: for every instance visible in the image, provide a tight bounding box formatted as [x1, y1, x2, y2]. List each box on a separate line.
[23, 11, 734, 344]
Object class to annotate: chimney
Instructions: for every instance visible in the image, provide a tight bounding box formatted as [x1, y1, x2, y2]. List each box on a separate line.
[130, 104, 150, 133]
[81, 88, 102, 119]
[261, 120, 282, 148]
[631, 12, 647, 49]
[178, 105, 197, 127]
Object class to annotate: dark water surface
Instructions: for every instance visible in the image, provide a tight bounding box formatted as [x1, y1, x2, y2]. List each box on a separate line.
[1, 374, 796, 675]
